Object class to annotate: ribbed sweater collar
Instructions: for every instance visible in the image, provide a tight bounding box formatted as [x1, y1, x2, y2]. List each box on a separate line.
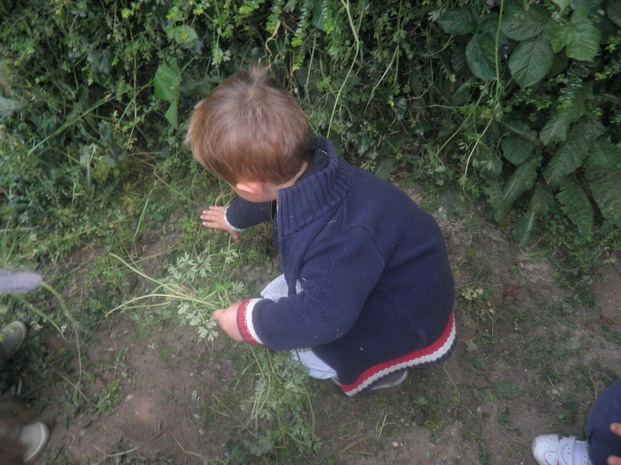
[277, 137, 351, 233]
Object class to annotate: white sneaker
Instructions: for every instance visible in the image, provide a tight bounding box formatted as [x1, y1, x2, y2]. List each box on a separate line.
[18, 422, 49, 462]
[532, 434, 592, 465]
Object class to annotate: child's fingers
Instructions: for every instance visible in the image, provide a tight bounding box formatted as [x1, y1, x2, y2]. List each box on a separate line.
[611, 423, 621, 437]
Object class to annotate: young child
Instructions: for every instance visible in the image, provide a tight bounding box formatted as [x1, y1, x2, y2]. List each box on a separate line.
[185, 66, 456, 395]
[532, 378, 621, 465]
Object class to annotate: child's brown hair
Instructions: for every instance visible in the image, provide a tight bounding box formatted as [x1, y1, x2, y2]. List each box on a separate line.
[185, 65, 311, 185]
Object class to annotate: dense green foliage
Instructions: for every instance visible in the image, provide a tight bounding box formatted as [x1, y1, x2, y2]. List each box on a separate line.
[0, 0, 619, 263]
[436, 0, 621, 248]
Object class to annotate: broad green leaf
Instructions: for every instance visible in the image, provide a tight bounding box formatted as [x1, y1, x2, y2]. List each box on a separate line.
[512, 209, 538, 248]
[540, 112, 571, 145]
[541, 82, 591, 144]
[374, 158, 395, 180]
[543, 118, 605, 183]
[485, 181, 505, 224]
[549, 23, 571, 53]
[501, 135, 534, 165]
[557, 178, 594, 237]
[164, 100, 178, 128]
[587, 170, 621, 228]
[499, 119, 538, 142]
[437, 7, 478, 35]
[0, 97, 22, 119]
[154, 61, 181, 102]
[547, 52, 569, 77]
[586, 138, 621, 171]
[502, 158, 539, 212]
[608, 1, 621, 28]
[508, 36, 553, 87]
[466, 33, 497, 81]
[565, 9, 601, 61]
[450, 45, 468, 76]
[512, 186, 554, 247]
[501, 6, 549, 41]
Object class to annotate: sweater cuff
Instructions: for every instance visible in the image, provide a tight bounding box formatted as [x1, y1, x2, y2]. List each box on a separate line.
[224, 206, 246, 233]
[237, 298, 264, 345]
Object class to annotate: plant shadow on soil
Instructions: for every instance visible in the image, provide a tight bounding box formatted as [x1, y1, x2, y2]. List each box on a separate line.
[12, 191, 621, 465]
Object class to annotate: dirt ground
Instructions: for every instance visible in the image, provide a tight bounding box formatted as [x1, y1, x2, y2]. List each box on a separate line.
[27, 194, 621, 465]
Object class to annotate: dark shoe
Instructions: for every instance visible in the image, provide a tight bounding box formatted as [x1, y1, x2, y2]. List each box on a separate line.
[0, 270, 42, 295]
[0, 321, 27, 369]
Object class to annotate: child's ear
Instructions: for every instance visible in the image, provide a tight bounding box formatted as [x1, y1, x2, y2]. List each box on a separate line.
[235, 181, 264, 196]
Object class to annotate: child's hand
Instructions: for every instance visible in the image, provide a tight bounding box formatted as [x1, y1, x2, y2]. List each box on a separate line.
[200, 206, 240, 242]
[213, 302, 243, 341]
[608, 423, 621, 465]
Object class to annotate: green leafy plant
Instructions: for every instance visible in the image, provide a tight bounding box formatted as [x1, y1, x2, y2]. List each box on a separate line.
[436, 0, 621, 249]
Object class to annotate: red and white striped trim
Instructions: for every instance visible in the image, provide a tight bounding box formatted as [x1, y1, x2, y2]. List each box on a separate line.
[237, 298, 263, 345]
[339, 312, 457, 396]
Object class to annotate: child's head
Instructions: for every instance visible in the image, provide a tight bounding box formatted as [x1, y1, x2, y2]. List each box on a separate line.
[186, 65, 311, 185]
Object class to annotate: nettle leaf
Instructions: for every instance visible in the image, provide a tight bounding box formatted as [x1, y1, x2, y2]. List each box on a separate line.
[512, 186, 554, 247]
[502, 158, 539, 213]
[508, 35, 553, 87]
[501, 5, 549, 41]
[567, 9, 601, 60]
[552, 9, 601, 61]
[587, 170, 621, 228]
[154, 61, 182, 102]
[608, 1, 621, 28]
[466, 33, 497, 81]
[586, 138, 621, 171]
[501, 135, 534, 165]
[543, 118, 605, 184]
[437, 7, 478, 35]
[557, 177, 594, 238]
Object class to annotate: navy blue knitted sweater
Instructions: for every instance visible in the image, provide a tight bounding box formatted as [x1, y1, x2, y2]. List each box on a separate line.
[227, 137, 456, 395]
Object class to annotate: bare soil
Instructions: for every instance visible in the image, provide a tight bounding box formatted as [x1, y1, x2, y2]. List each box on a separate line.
[25, 196, 621, 465]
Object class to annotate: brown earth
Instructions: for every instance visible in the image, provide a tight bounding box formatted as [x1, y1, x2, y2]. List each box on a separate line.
[23, 195, 621, 465]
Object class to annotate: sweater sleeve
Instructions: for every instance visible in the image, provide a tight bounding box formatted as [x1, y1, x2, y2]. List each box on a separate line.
[236, 228, 385, 349]
[225, 198, 273, 230]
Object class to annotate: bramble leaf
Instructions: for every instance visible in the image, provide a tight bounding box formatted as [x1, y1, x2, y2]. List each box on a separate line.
[566, 9, 601, 61]
[508, 36, 553, 87]
[437, 7, 478, 35]
[501, 135, 534, 165]
[501, 5, 548, 41]
[466, 33, 497, 81]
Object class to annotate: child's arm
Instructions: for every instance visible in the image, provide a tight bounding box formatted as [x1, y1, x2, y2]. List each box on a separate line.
[201, 206, 241, 242]
[213, 302, 243, 341]
[201, 199, 273, 241]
